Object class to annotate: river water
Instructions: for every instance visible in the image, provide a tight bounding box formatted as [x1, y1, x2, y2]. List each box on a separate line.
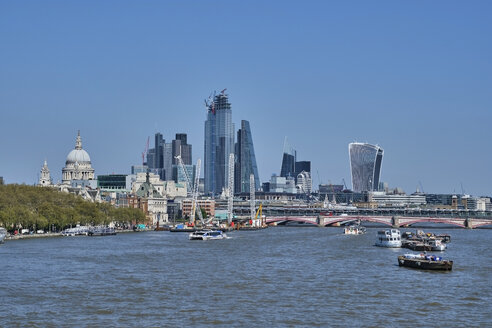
[1, 227, 491, 327]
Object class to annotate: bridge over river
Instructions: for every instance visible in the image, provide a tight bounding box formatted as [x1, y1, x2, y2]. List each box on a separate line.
[231, 205, 492, 228]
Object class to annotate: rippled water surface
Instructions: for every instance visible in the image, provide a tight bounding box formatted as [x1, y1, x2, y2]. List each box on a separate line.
[1, 227, 491, 327]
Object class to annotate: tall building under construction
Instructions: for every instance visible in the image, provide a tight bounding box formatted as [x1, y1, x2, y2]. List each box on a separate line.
[204, 90, 235, 195]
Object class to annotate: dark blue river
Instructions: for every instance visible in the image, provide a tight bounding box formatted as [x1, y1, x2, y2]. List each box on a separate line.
[1, 227, 491, 327]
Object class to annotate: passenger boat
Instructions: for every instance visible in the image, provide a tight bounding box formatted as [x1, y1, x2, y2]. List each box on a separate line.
[375, 229, 401, 247]
[189, 229, 227, 241]
[344, 224, 366, 235]
[398, 253, 453, 271]
[88, 226, 116, 236]
[62, 226, 89, 236]
[0, 227, 7, 243]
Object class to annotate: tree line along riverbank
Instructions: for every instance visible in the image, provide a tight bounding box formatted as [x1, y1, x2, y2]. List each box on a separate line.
[0, 184, 145, 232]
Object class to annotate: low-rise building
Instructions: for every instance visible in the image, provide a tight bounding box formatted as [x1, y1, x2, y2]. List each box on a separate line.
[182, 199, 215, 218]
[367, 191, 426, 207]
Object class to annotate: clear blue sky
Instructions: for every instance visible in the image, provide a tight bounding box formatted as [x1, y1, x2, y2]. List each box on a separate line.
[1, 0, 491, 196]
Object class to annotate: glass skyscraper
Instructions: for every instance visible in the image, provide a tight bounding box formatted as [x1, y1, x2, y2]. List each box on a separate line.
[234, 120, 260, 193]
[147, 132, 193, 181]
[348, 142, 384, 192]
[173, 133, 192, 165]
[280, 138, 296, 178]
[204, 91, 234, 195]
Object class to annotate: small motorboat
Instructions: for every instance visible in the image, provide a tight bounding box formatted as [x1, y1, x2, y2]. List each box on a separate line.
[189, 229, 226, 241]
[344, 224, 366, 235]
[428, 239, 447, 251]
[398, 253, 453, 271]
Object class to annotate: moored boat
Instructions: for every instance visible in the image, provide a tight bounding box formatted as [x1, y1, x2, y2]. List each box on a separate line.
[402, 230, 451, 244]
[189, 229, 227, 240]
[398, 253, 453, 271]
[402, 240, 432, 251]
[88, 226, 116, 236]
[375, 229, 401, 247]
[0, 227, 7, 243]
[62, 226, 89, 236]
[428, 239, 447, 251]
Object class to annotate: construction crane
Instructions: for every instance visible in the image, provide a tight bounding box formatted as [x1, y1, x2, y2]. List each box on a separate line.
[328, 180, 337, 204]
[175, 155, 204, 226]
[190, 159, 203, 225]
[227, 153, 234, 225]
[255, 204, 264, 227]
[141, 136, 150, 165]
[342, 178, 348, 191]
[250, 174, 256, 226]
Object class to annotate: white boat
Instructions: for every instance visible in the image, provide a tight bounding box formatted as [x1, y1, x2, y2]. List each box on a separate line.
[189, 229, 226, 241]
[62, 226, 89, 236]
[344, 224, 366, 235]
[0, 227, 7, 243]
[429, 239, 446, 251]
[375, 229, 402, 247]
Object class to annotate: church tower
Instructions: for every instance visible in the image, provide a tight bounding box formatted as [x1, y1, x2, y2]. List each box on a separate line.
[39, 160, 52, 186]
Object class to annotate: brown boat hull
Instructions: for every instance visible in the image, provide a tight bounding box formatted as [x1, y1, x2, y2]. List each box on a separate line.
[397, 255, 453, 271]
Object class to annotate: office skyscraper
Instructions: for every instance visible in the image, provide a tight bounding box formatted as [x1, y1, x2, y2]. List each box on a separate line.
[348, 142, 384, 192]
[234, 120, 260, 193]
[147, 133, 166, 180]
[280, 138, 296, 178]
[172, 133, 192, 165]
[154, 133, 164, 170]
[148, 132, 193, 181]
[204, 90, 235, 195]
[294, 160, 311, 183]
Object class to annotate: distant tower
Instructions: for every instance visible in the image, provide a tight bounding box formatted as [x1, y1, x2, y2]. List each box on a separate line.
[173, 133, 192, 165]
[234, 120, 260, 193]
[39, 160, 52, 186]
[280, 137, 296, 178]
[204, 90, 235, 195]
[348, 142, 383, 192]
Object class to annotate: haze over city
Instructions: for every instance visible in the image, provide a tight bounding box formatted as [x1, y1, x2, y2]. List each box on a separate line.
[1, 0, 491, 196]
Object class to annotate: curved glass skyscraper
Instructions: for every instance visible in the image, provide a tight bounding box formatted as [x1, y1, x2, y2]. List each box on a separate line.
[349, 143, 384, 192]
[234, 120, 260, 193]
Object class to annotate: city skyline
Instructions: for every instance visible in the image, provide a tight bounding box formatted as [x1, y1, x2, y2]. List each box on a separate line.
[1, 1, 491, 196]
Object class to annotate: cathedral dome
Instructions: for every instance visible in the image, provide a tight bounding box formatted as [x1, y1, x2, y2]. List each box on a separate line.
[65, 131, 92, 164]
[62, 131, 95, 184]
[66, 148, 91, 164]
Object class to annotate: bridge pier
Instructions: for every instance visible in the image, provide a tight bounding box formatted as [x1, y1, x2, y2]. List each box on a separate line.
[465, 218, 473, 229]
[391, 216, 400, 228]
